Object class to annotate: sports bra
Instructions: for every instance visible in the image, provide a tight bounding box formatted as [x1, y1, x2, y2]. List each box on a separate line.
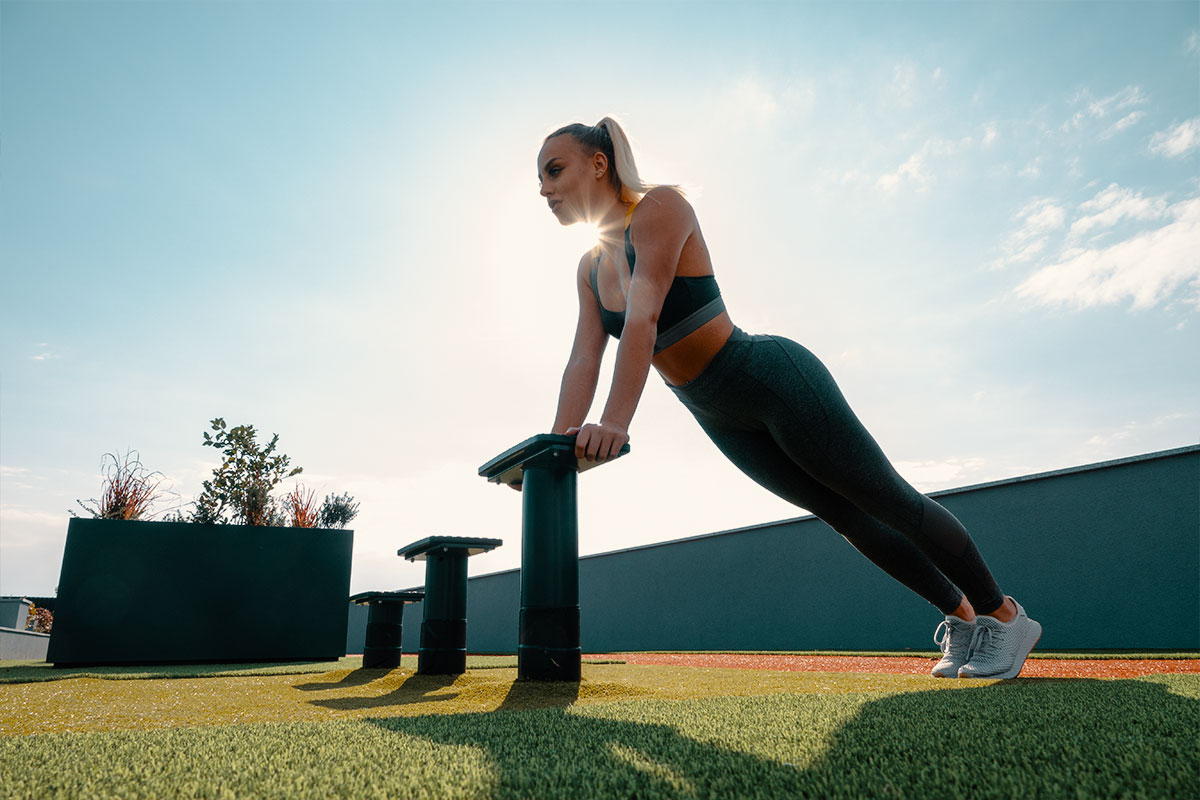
[589, 202, 725, 354]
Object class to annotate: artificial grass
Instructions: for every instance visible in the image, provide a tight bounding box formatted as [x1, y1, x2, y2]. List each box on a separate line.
[2, 674, 1196, 799]
[0, 664, 941, 736]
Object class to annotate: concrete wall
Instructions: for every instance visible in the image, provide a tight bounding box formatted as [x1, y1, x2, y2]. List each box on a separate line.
[0, 627, 51, 661]
[0, 599, 30, 630]
[350, 446, 1199, 652]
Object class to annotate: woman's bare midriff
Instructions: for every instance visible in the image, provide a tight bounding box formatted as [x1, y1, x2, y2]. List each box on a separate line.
[653, 311, 736, 386]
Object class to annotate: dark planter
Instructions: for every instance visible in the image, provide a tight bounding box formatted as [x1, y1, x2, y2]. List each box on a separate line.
[47, 518, 353, 666]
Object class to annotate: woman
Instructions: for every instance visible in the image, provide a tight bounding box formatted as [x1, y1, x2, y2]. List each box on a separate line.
[536, 117, 1041, 679]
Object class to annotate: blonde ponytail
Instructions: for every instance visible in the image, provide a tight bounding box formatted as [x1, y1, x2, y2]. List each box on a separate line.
[545, 117, 682, 203]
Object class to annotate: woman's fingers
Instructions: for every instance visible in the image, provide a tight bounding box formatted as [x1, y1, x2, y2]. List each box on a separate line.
[573, 422, 629, 462]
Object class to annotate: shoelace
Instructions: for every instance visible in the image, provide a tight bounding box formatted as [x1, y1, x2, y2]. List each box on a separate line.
[968, 623, 1004, 661]
[934, 620, 972, 660]
[934, 621, 952, 655]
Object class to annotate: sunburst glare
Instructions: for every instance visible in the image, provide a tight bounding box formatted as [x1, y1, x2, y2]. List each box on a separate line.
[566, 221, 603, 251]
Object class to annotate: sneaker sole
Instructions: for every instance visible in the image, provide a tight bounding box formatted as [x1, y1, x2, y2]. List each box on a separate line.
[931, 664, 963, 678]
[958, 619, 1042, 679]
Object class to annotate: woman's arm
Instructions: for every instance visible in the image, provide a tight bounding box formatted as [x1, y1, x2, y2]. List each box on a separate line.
[551, 251, 609, 435]
[575, 188, 695, 461]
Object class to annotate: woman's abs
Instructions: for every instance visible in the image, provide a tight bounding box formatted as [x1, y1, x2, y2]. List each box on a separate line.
[653, 310, 736, 386]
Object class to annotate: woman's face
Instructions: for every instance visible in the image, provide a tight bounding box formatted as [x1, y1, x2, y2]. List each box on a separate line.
[537, 135, 604, 226]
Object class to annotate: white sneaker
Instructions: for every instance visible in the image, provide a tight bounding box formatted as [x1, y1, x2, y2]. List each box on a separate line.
[931, 616, 975, 678]
[958, 597, 1042, 679]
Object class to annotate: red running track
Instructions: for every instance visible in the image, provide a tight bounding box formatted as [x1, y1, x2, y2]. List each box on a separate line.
[590, 653, 1200, 679]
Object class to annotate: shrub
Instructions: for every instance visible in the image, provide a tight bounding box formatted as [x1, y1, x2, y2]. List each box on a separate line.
[318, 492, 360, 529]
[25, 603, 53, 634]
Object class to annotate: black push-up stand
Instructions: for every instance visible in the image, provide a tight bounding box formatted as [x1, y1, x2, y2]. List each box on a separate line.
[397, 536, 502, 675]
[478, 433, 629, 681]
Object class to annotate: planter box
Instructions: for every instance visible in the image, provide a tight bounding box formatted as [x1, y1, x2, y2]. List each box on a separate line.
[47, 518, 353, 666]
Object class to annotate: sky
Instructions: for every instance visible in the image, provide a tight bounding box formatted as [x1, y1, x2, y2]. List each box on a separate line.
[2, 0, 1197, 598]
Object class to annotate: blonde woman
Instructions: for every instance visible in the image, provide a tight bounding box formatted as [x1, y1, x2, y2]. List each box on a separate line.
[535, 117, 1041, 679]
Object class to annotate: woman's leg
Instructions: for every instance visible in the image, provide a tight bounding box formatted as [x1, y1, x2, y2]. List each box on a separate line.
[692, 416, 965, 614]
[732, 335, 1006, 616]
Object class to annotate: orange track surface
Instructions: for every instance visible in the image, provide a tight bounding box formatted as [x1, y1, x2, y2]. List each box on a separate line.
[591, 653, 1200, 679]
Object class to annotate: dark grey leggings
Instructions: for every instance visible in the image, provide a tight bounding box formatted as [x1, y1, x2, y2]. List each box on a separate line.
[669, 328, 1004, 616]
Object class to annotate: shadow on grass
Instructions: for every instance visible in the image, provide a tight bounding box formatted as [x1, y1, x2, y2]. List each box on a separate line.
[306, 672, 462, 711]
[294, 668, 396, 692]
[0, 658, 354, 684]
[364, 677, 1198, 798]
[496, 679, 580, 712]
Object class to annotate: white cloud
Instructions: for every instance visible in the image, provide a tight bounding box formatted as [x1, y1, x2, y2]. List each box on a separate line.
[877, 152, 930, 193]
[895, 457, 986, 492]
[1064, 86, 1147, 132]
[875, 137, 972, 194]
[1018, 158, 1042, 179]
[1082, 413, 1195, 457]
[0, 506, 64, 529]
[1187, 31, 1199, 54]
[1089, 86, 1145, 117]
[1150, 118, 1200, 158]
[1068, 184, 1169, 240]
[1015, 195, 1200, 310]
[981, 123, 999, 147]
[0, 466, 30, 478]
[989, 198, 1066, 269]
[889, 61, 919, 107]
[722, 77, 779, 127]
[1100, 110, 1145, 139]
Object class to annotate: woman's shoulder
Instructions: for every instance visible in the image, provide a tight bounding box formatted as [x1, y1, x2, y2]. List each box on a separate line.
[638, 185, 690, 211]
[631, 186, 694, 228]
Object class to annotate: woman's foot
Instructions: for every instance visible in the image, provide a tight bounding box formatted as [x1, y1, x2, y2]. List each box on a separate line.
[931, 616, 975, 677]
[958, 597, 1042, 679]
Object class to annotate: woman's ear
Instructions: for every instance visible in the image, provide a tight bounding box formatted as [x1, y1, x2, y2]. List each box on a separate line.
[592, 151, 609, 179]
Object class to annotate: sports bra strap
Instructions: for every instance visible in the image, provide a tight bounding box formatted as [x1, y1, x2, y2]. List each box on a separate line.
[651, 295, 726, 353]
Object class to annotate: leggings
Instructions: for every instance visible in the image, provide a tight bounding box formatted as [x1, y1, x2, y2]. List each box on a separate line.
[669, 327, 1005, 616]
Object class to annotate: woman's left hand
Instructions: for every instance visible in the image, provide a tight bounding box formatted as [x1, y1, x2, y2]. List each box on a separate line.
[566, 422, 629, 463]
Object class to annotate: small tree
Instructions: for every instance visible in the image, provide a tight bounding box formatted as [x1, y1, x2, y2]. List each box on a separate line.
[193, 418, 302, 525]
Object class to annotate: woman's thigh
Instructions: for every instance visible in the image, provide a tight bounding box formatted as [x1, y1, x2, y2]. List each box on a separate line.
[735, 335, 926, 533]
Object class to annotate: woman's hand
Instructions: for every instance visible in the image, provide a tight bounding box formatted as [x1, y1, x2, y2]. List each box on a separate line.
[567, 422, 629, 463]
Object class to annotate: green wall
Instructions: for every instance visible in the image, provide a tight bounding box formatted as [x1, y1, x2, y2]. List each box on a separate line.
[376, 446, 1198, 653]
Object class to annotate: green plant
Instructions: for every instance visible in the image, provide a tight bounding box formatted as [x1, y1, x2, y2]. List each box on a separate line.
[73, 450, 166, 520]
[193, 418, 302, 525]
[318, 492, 360, 530]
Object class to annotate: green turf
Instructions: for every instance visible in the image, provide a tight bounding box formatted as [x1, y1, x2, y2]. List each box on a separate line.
[1, 675, 1196, 799]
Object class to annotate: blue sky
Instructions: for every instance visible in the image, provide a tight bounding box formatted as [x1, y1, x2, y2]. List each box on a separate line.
[2, 1, 1197, 597]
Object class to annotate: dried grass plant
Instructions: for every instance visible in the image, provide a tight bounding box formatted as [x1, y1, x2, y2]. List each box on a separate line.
[75, 450, 166, 520]
[283, 485, 321, 528]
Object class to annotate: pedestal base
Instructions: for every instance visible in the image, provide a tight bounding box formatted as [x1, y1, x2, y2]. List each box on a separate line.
[518, 605, 580, 681]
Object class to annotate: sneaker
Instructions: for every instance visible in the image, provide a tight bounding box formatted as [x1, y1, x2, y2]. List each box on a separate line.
[958, 597, 1042, 679]
[931, 616, 975, 677]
